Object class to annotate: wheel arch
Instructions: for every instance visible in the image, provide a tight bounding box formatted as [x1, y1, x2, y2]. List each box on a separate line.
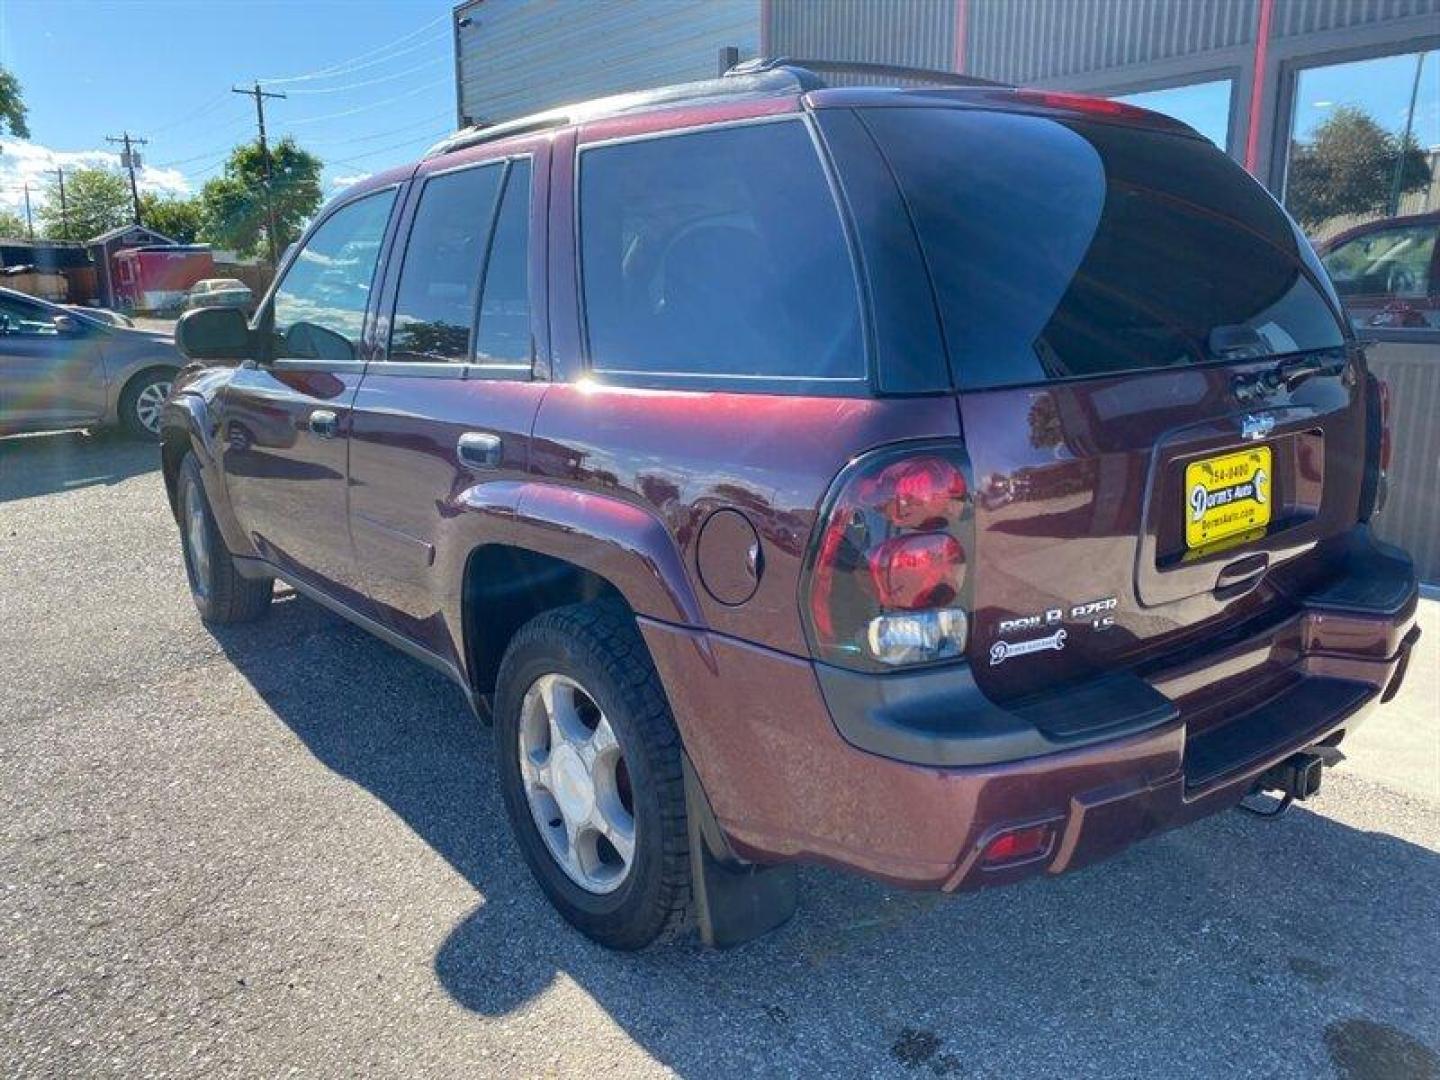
[116, 361, 180, 423]
[448, 480, 706, 700]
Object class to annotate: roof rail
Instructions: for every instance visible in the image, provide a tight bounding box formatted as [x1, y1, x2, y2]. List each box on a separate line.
[760, 57, 1011, 89]
[424, 59, 1008, 160]
[424, 66, 820, 159]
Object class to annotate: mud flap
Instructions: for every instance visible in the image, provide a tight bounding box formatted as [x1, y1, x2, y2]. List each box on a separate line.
[682, 753, 797, 948]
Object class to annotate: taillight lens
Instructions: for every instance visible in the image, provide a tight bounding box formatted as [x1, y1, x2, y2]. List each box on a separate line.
[804, 445, 974, 671]
[1377, 378, 1392, 472]
[1014, 89, 1141, 118]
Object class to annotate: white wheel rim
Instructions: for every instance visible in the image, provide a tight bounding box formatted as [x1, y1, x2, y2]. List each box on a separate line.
[135, 380, 171, 434]
[182, 479, 211, 599]
[518, 673, 636, 895]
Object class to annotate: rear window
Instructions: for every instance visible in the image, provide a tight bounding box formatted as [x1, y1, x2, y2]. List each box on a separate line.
[579, 119, 863, 383]
[861, 108, 1346, 389]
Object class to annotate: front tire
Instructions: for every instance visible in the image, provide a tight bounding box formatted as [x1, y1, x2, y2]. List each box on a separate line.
[120, 367, 176, 440]
[177, 454, 273, 624]
[494, 602, 692, 950]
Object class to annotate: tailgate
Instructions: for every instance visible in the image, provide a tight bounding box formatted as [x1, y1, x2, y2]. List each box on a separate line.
[858, 103, 1362, 700]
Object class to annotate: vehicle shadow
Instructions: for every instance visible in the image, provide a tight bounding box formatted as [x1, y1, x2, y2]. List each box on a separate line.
[211, 591, 1440, 1078]
[0, 428, 158, 503]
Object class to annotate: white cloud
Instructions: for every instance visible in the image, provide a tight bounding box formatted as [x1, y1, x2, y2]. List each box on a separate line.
[0, 138, 193, 216]
[330, 171, 371, 190]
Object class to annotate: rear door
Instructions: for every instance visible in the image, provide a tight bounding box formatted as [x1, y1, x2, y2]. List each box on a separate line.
[860, 106, 1360, 700]
[348, 140, 550, 664]
[221, 185, 399, 605]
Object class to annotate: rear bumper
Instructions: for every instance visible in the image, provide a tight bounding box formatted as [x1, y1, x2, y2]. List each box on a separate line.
[641, 528, 1419, 891]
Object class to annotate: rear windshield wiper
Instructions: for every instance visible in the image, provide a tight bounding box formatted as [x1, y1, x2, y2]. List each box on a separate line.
[1232, 351, 1346, 403]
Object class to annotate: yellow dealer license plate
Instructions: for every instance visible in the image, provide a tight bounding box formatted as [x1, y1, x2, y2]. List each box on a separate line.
[1184, 446, 1272, 550]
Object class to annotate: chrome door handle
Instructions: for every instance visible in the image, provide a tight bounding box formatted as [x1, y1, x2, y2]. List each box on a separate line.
[457, 431, 502, 470]
[308, 409, 339, 438]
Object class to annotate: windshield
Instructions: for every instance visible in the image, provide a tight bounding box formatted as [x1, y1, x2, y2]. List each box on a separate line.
[860, 108, 1347, 389]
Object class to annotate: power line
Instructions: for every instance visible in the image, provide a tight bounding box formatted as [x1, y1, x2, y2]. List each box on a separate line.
[283, 77, 449, 127]
[282, 55, 446, 96]
[257, 14, 449, 85]
[326, 129, 451, 170]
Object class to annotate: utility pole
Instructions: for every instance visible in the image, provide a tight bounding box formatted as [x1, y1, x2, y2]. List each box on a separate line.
[233, 81, 287, 267]
[53, 167, 69, 240]
[106, 131, 149, 226]
[22, 183, 33, 239]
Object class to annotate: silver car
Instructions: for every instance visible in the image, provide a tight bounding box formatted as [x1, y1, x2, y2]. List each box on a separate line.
[0, 287, 183, 438]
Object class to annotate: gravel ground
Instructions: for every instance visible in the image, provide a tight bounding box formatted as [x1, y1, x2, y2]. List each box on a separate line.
[2, 428, 1437, 1079]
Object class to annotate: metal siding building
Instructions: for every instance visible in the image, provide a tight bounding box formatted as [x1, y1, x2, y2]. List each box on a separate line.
[453, 0, 760, 127]
[451, 0, 1440, 580]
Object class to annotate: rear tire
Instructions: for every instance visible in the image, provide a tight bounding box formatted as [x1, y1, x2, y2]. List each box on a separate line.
[494, 601, 692, 950]
[119, 367, 176, 440]
[177, 454, 273, 624]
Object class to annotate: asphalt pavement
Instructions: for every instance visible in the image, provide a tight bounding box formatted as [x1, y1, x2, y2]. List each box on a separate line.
[2, 428, 1437, 1079]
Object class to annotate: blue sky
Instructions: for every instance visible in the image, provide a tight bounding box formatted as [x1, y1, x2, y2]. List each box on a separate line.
[0, 0, 456, 220]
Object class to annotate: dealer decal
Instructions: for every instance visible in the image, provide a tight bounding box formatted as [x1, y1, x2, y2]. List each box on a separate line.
[990, 628, 1067, 666]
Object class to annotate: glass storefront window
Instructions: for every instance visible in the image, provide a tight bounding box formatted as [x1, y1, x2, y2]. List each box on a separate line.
[1285, 50, 1438, 242]
[1112, 79, 1232, 149]
[1286, 49, 1439, 332]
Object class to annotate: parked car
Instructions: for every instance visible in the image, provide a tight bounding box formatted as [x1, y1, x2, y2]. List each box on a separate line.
[1, 286, 182, 438]
[160, 64, 1420, 950]
[63, 304, 135, 329]
[183, 278, 255, 314]
[1317, 211, 1439, 330]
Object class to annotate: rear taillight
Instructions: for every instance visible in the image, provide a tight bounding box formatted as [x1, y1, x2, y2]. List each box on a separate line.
[1013, 89, 1143, 119]
[804, 445, 974, 671]
[1378, 378, 1392, 472]
[1361, 371, 1391, 520]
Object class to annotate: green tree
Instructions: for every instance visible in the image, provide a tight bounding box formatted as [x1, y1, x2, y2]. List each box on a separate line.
[138, 192, 204, 243]
[0, 66, 29, 138]
[1286, 106, 1432, 230]
[0, 207, 29, 238]
[38, 167, 131, 240]
[199, 138, 323, 261]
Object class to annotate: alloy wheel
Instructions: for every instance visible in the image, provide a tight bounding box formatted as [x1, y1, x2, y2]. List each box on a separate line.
[517, 673, 637, 894]
[134, 379, 172, 435]
[182, 480, 211, 600]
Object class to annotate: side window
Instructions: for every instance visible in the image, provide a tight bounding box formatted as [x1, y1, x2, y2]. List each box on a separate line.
[474, 159, 532, 366]
[579, 120, 863, 382]
[389, 163, 503, 363]
[1322, 225, 1436, 300]
[271, 188, 397, 363]
[0, 296, 59, 336]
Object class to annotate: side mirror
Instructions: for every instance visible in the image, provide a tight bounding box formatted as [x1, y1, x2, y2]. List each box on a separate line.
[53, 314, 79, 334]
[176, 306, 254, 362]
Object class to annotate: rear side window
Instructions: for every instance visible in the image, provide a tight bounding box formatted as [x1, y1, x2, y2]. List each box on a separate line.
[579, 119, 863, 382]
[475, 160, 532, 366]
[390, 163, 503, 363]
[862, 108, 1346, 389]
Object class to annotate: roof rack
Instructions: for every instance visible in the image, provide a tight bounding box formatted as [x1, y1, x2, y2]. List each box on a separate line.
[769, 57, 1010, 89]
[424, 59, 1008, 159]
[424, 66, 820, 159]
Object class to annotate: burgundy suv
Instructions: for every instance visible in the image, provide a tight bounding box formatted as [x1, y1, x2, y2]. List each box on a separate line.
[162, 64, 1420, 950]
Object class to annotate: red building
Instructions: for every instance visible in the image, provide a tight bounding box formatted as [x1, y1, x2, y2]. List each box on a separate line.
[111, 244, 215, 313]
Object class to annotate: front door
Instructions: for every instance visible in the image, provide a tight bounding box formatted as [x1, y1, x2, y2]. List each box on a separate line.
[221, 186, 400, 605]
[0, 294, 108, 433]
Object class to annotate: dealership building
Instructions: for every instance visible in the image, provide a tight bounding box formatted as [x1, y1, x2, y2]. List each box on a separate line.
[451, 0, 1439, 581]
[453, 0, 1436, 209]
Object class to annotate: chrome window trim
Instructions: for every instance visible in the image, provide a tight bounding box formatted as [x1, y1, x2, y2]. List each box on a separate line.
[374, 154, 536, 378]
